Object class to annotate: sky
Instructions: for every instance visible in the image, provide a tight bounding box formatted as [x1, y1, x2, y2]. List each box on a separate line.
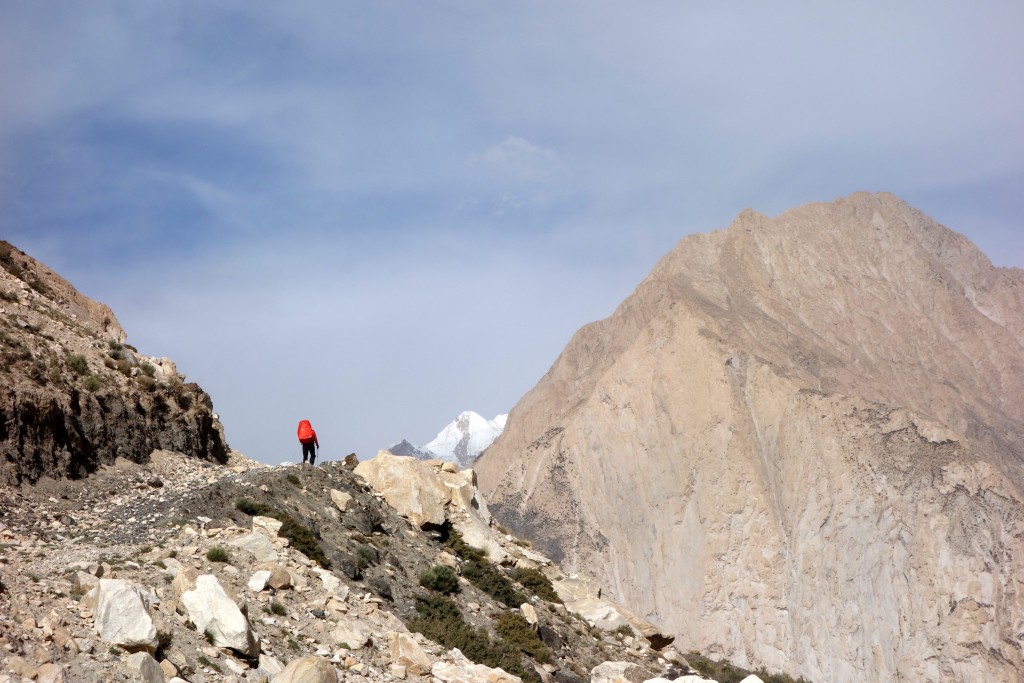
[1, 2, 1021, 465]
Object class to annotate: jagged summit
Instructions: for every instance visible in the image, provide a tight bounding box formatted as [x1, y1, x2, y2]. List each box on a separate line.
[477, 192, 1024, 682]
[389, 410, 507, 468]
[0, 241, 229, 484]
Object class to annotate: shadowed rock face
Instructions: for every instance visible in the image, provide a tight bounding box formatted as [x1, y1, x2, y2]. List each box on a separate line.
[0, 241, 228, 484]
[476, 192, 1024, 682]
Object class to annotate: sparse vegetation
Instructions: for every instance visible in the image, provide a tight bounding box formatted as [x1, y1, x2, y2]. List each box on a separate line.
[419, 564, 461, 595]
[446, 530, 527, 608]
[513, 566, 562, 603]
[66, 354, 89, 375]
[138, 374, 157, 391]
[269, 601, 287, 616]
[409, 593, 532, 682]
[141, 362, 156, 377]
[286, 473, 301, 486]
[203, 628, 216, 645]
[0, 289, 18, 303]
[235, 498, 330, 568]
[496, 611, 552, 664]
[205, 546, 230, 563]
[686, 651, 813, 683]
[355, 543, 378, 569]
[84, 375, 103, 392]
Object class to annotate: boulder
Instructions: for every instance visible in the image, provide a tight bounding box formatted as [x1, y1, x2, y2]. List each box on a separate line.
[329, 489, 353, 511]
[273, 656, 338, 683]
[267, 567, 292, 590]
[388, 632, 433, 675]
[432, 648, 521, 683]
[181, 574, 260, 657]
[231, 532, 278, 563]
[248, 570, 273, 592]
[521, 603, 539, 627]
[91, 579, 159, 652]
[35, 663, 68, 683]
[355, 452, 449, 527]
[590, 662, 651, 683]
[252, 515, 283, 536]
[125, 652, 165, 683]
[331, 616, 373, 650]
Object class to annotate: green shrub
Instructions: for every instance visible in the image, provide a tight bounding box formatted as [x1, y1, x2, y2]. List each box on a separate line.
[269, 601, 287, 616]
[496, 611, 552, 663]
[419, 565, 461, 595]
[355, 544, 378, 569]
[84, 375, 102, 392]
[444, 528, 527, 607]
[0, 290, 18, 303]
[203, 628, 216, 645]
[513, 567, 562, 603]
[685, 651, 813, 683]
[66, 354, 89, 375]
[140, 362, 156, 377]
[235, 498, 330, 568]
[408, 594, 531, 682]
[286, 473, 301, 486]
[205, 546, 230, 563]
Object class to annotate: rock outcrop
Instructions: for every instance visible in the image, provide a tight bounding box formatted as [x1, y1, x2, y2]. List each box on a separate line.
[0, 241, 229, 484]
[476, 192, 1024, 682]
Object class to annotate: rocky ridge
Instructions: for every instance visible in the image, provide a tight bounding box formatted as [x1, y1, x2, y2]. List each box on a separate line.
[476, 193, 1024, 682]
[0, 241, 229, 484]
[0, 449, 781, 683]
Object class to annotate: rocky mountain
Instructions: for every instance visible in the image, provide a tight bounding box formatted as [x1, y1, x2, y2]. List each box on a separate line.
[0, 447, 780, 683]
[0, 241, 229, 484]
[389, 412, 508, 469]
[475, 192, 1024, 682]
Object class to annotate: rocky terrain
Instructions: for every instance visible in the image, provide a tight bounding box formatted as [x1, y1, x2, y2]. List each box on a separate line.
[0, 241, 228, 485]
[476, 192, 1024, 682]
[0, 448, 778, 683]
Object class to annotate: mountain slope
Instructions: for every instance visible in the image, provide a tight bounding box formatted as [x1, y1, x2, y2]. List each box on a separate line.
[475, 192, 1024, 682]
[0, 241, 229, 484]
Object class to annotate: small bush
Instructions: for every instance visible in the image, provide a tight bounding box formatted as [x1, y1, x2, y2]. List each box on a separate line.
[137, 374, 157, 391]
[496, 611, 552, 663]
[140, 362, 156, 377]
[419, 565, 461, 595]
[205, 546, 230, 563]
[203, 628, 216, 645]
[66, 354, 89, 375]
[409, 593, 530, 681]
[0, 290, 18, 303]
[84, 375, 102, 392]
[286, 473, 301, 486]
[269, 601, 287, 616]
[355, 543, 378, 569]
[513, 567, 562, 603]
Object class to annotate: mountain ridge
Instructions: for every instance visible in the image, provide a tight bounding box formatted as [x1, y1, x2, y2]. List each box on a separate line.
[476, 191, 1024, 682]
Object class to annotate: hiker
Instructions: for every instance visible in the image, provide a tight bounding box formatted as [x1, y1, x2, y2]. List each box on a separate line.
[297, 419, 319, 465]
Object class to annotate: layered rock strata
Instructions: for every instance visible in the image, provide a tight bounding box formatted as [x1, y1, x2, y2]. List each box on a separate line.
[476, 192, 1024, 682]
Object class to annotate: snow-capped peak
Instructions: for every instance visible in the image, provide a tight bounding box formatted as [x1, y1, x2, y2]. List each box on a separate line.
[424, 411, 507, 466]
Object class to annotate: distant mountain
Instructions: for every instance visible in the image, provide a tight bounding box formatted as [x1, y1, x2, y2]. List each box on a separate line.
[388, 411, 507, 468]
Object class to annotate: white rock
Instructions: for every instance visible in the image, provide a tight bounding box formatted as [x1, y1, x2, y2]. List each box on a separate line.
[125, 652, 165, 683]
[248, 570, 273, 592]
[738, 677, 765, 683]
[520, 603, 538, 626]
[231, 532, 278, 563]
[91, 579, 159, 652]
[388, 631, 433, 675]
[432, 648, 521, 683]
[252, 515, 283, 536]
[331, 616, 373, 650]
[312, 567, 342, 595]
[181, 574, 260, 657]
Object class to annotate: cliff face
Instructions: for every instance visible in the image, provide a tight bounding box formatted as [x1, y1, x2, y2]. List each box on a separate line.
[475, 193, 1024, 682]
[0, 241, 228, 484]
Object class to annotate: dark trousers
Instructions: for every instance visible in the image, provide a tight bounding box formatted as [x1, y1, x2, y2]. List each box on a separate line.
[302, 441, 316, 464]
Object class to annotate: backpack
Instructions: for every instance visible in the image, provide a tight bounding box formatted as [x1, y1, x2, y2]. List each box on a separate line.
[297, 419, 314, 443]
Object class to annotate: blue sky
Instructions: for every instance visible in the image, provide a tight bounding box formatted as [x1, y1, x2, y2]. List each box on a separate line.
[2, 2, 1021, 464]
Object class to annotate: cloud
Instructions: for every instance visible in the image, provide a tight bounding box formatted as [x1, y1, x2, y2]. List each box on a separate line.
[469, 136, 567, 184]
